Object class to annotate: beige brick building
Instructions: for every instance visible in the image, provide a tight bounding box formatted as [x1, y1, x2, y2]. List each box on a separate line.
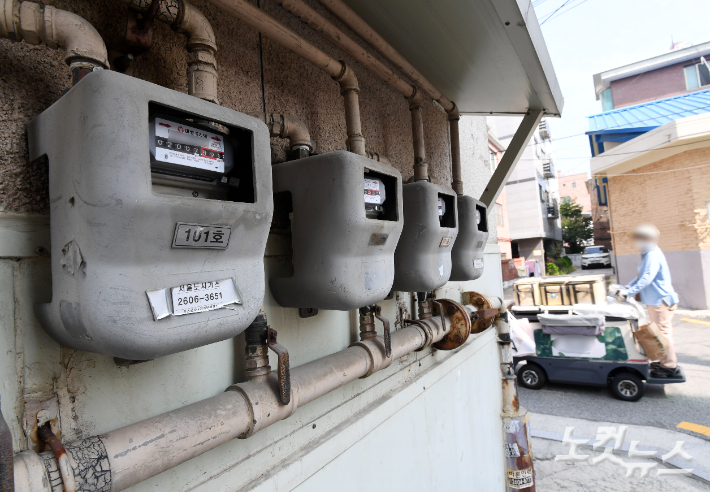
[592, 114, 710, 308]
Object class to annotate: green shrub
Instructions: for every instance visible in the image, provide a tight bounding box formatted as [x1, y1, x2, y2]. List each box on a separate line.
[560, 256, 573, 268]
[546, 262, 560, 276]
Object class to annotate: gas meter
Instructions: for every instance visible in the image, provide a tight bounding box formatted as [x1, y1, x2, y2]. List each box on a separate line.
[28, 70, 273, 360]
[270, 151, 403, 310]
[392, 182, 459, 292]
[450, 197, 489, 280]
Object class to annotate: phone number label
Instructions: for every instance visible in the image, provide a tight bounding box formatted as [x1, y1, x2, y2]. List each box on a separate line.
[171, 279, 241, 316]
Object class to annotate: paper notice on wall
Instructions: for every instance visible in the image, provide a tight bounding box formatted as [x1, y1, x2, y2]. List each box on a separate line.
[507, 468, 533, 489]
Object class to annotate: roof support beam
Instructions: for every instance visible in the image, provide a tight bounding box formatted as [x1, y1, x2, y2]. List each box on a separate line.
[480, 109, 544, 207]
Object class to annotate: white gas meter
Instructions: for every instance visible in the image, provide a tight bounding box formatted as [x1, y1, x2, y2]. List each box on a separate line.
[28, 71, 273, 360]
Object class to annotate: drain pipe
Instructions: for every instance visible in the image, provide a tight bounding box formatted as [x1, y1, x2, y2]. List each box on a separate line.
[312, 0, 462, 191]
[0, 0, 109, 84]
[203, 0, 365, 154]
[408, 89, 428, 181]
[12, 305, 463, 492]
[117, 0, 219, 103]
[495, 301, 535, 492]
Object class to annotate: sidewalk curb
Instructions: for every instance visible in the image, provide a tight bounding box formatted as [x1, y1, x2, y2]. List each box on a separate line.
[531, 428, 710, 484]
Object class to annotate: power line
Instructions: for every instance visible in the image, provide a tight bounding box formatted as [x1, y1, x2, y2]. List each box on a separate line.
[539, 0, 573, 25]
[541, 0, 589, 25]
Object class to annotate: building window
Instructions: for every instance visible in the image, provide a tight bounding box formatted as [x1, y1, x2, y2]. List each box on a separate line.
[561, 196, 571, 204]
[496, 203, 504, 226]
[685, 62, 710, 90]
[572, 182, 576, 188]
[601, 88, 613, 111]
[489, 150, 497, 173]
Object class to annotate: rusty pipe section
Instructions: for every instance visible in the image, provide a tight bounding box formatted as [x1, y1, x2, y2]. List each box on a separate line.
[0, 397, 13, 492]
[250, 112, 312, 152]
[204, 0, 365, 154]
[14, 304, 463, 491]
[495, 304, 535, 491]
[117, 0, 219, 103]
[0, 0, 109, 84]
[37, 425, 75, 492]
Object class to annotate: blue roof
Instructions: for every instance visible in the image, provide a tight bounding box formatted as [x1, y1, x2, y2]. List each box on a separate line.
[587, 88, 710, 134]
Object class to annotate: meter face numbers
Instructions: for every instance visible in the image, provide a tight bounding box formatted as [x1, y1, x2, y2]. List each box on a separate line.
[155, 117, 226, 173]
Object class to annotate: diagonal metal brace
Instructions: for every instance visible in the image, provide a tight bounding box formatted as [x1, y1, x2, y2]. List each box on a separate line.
[374, 305, 391, 358]
[267, 327, 291, 405]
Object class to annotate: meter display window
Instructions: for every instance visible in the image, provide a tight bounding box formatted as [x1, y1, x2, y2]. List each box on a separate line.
[476, 203, 488, 232]
[364, 169, 398, 221]
[438, 193, 456, 228]
[148, 103, 255, 203]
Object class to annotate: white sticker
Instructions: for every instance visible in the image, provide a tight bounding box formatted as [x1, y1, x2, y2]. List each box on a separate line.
[505, 443, 521, 458]
[504, 420, 520, 434]
[439, 264, 445, 276]
[474, 258, 484, 269]
[507, 468, 533, 489]
[364, 178, 381, 204]
[171, 279, 241, 316]
[155, 117, 225, 173]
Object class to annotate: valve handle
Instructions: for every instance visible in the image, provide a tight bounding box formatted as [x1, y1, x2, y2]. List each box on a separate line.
[374, 305, 391, 358]
[267, 327, 291, 405]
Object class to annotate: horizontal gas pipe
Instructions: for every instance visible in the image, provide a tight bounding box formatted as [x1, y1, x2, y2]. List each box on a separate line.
[203, 0, 365, 154]
[117, 0, 219, 103]
[13, 311, 456, 491]
[0, 0, 109, 84]
[272, 0, 428, 179]
[314, 0, 462, 191]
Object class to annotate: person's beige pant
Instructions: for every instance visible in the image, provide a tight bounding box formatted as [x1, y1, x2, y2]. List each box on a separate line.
[647, 302, 678, 369]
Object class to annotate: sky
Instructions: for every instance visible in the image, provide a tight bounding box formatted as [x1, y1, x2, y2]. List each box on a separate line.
[531, 0, 710, 177]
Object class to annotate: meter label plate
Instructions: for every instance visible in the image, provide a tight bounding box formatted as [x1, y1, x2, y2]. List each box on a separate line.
[155, 117, 226, 173]
[171, 279, 241, 316]
[364, 178, 382, 203]
[172, 223, 231, 249]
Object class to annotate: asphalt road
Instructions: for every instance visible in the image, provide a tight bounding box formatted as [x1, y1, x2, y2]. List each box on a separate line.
[516, 293, 710, 441]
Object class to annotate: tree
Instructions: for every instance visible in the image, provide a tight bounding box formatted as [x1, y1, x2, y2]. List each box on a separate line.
[560, 199, 593, 254]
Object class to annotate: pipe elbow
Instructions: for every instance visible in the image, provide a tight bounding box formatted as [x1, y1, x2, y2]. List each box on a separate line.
[447, 102, 460, 121]
[1, 1, 108, 69]
[332, 61, 359, 94]
[176, 1, 217, 54]
[175, 1, 219, 103]
[250, 113, 312, 150]
[406, 86, 425, 110]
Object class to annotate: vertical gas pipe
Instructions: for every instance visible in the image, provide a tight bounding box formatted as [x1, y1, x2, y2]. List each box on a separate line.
[495, 302, 535, 492]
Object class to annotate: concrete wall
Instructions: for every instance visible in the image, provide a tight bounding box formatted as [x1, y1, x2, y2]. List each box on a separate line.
[609, 147, 710, 309]
[0, 1, 506, 490]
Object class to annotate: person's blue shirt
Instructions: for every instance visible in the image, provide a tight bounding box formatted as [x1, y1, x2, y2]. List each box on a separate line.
[626, 246, 679, 306]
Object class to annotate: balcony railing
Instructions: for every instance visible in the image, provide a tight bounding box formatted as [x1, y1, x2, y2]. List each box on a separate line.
[547, 198, 560, 219]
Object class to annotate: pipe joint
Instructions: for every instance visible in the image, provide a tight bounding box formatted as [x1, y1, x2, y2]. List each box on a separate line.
[366, 151, 390, 164]
[406, 87, 425, 110]
[332, 61, 359, 94]
[227, 376, 299, 438]
[251, 113, 312, 151]
[1, 1, 109, 72]
[446, 102, 460, 121]
[352, 337, 392, 377]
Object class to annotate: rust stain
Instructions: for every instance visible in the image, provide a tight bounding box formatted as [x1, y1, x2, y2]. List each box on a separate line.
[433, 299, 471, 351]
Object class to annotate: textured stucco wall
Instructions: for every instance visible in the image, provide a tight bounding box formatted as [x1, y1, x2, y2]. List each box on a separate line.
[0, 0, 454, 214]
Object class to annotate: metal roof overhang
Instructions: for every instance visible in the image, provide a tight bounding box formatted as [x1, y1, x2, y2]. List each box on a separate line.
[342, 0, 564, 117]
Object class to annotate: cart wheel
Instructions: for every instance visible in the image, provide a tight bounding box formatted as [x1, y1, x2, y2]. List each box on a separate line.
[610, 373, 645, 402]
[518, 363, 546, 390]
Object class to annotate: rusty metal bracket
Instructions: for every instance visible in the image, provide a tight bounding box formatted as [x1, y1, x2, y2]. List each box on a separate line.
[432, 300, 446, 332]
[38, 424, 76, 492]
[374, 305, 391, 358]
[267, 327, 291, 406]
[470, 308, 500, 321]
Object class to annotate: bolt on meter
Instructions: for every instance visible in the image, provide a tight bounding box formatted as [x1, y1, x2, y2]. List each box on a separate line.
[28, 71, 273, 360]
